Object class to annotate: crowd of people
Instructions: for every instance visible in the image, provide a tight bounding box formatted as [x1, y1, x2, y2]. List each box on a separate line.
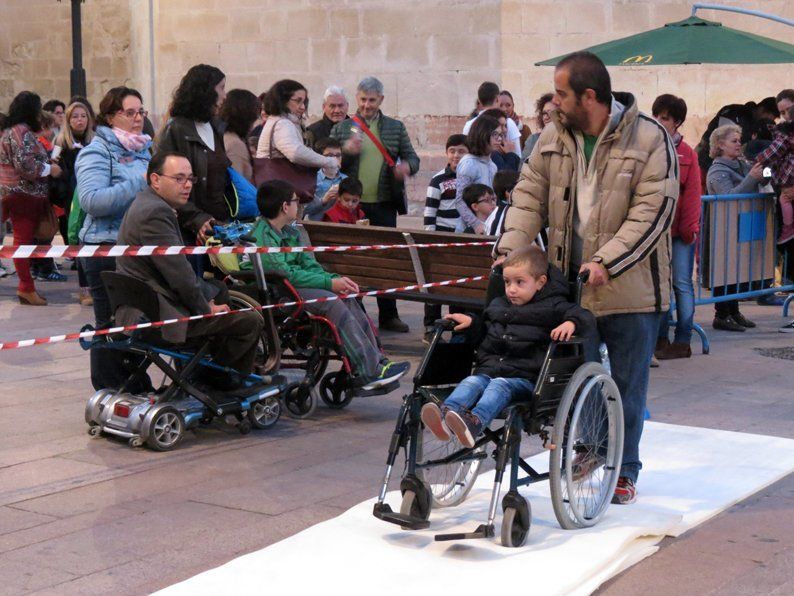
[0, 53, 793, 505]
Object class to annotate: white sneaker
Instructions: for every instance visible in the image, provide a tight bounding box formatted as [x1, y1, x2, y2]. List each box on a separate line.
[779, 320, 794, 333]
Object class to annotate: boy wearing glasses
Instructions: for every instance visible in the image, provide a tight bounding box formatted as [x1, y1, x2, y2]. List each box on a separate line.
[246, 180, 410, 389]
[461, 184, 497, 233]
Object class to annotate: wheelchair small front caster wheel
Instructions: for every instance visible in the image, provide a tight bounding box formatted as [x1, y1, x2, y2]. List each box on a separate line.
[87, 425, 102, 438]
[247, 396, 281, 429]
[501, 493, 531, 548]
[399, 475, 432, 528]
[238, 419, 252, 435]
[319, 371, 354, 409]
[282, 383, 317, 419]
[128, 437, 144, 448]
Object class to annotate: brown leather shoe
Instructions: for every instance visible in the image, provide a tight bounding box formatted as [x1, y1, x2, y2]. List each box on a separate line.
[17, 291, 48, 306]
[654, 337, 670, 359]
[656, 342, 691, 360]
[379, 318, 409, 333]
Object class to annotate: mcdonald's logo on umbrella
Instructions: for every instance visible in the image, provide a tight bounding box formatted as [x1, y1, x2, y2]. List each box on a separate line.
[621, 54, 654, 64]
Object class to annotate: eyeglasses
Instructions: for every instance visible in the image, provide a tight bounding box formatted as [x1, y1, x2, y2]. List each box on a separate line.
[490, 131, 505, 140]
[476, 196, 497, 205]
[159, 174, 197, 185]
[118, 109, 148, 119]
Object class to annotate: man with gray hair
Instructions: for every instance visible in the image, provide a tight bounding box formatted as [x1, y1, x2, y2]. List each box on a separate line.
[330, 76, 421, 333]
[307, 85, 349, 150]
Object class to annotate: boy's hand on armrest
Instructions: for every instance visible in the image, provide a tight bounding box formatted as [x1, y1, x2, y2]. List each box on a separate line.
[331, 276, 359, 294]
[550, 321, 576, 341]
[445, 313, 472, 330]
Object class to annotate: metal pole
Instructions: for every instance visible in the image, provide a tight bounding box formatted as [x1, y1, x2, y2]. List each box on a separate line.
[691, 3, 794, 27]
[70, 0, 87, 98]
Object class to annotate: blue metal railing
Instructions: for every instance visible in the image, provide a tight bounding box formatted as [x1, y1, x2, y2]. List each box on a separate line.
[667, 193, 792, 354]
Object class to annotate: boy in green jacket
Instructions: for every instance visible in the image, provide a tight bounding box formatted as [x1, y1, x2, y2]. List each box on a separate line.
[247, 180, 410, 388]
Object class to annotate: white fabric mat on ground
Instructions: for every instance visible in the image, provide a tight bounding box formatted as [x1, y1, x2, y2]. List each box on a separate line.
[158, 422, 794, 596]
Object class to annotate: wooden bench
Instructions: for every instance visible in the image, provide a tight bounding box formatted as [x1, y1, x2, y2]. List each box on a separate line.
[300, 221, 495, 309]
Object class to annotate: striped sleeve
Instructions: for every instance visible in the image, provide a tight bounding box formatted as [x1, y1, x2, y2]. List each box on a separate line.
[423, 170, 443, 230]
[596, 117, 679, 278]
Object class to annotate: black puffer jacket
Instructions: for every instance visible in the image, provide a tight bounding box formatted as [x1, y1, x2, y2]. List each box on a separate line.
[472, 266, 595, 379]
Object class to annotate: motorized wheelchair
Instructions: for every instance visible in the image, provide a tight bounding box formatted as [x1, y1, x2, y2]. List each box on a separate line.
[372, 269, 624, 547]
[208, 223, 402, 418]
[83, 271, 286, 451]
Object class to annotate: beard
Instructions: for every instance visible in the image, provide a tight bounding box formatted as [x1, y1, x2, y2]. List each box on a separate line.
[558, 100, 588, 132]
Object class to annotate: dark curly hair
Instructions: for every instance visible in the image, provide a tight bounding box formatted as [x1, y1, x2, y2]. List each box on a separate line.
[263, 79, 307, 117]
[219, 89, 261, 139]
[3, 91, 42, 132]
[169, 64, 226, 122]
[97, 86, 143, 127]
[535, 92, 554, 130]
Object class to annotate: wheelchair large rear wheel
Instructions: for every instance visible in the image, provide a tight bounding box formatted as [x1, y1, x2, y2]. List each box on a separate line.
[414, 413, 484, 508]
[549, 362, 623, 529]
[227, 290, 270, 370]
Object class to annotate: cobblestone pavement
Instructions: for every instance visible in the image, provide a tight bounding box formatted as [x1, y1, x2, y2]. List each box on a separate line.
[0, 252, 791, 595]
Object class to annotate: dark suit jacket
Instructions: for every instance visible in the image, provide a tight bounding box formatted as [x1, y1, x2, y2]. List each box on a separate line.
[116, 187, 217, 343]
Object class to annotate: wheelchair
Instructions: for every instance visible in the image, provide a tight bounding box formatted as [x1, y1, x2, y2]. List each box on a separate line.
[208, 225, 402, 418]
[372, 270, 624, 547]
[83, 271, 286, 451]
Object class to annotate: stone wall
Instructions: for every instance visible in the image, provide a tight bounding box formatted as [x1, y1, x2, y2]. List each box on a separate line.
[0, 0, 133, 110]
[2, 0, 793, 213]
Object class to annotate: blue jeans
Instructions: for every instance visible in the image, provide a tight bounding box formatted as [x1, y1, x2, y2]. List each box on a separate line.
[443, 374, 535, 428]
[658, 238, 696, 344]
[584, 312, 661, 484]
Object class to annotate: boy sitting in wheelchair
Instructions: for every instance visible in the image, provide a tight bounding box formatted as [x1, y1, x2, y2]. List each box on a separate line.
[421, 245, 595, 448]
[244, 180, 410, 389]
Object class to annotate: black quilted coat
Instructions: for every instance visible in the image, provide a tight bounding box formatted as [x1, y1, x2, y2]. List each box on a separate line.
[472, 266, 595, 379]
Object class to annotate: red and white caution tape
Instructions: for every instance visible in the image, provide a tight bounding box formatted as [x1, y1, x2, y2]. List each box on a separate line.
[0, 275, 485, 351]
[0, 240, 494, 260]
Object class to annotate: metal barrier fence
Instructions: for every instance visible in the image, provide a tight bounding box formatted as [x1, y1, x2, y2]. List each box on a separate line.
[674, 192, 794, 354]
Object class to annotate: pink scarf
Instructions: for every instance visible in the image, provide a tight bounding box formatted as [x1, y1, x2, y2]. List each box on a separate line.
[112, 127, 151, 152]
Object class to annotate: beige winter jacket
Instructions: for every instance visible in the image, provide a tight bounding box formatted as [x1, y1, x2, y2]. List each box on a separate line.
[497, 92, 679, 316]
[255, 113, 337, 170]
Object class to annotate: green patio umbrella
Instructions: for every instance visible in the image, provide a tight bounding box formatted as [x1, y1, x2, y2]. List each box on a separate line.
[536, 16, 794, 66]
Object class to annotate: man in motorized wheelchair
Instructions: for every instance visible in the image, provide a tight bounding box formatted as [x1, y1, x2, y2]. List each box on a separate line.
[241, 179, 410, 389]
[420, 245, 595, 448]
[114, 151, 264, 388]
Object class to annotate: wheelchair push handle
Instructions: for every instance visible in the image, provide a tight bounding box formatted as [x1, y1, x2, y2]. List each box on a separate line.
[575, 269, 590, 305]
[434, 318, 457, 331]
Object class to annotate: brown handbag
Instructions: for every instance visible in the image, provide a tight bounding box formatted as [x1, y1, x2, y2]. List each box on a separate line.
[35, 202, 59, 242]
[252, 119, 318, 202]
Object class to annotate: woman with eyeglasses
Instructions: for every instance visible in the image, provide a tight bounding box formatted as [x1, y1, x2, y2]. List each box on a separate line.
[255, 79, 339, 183]
[75, 86, 152, 390]
[157, 64, 231, 248]
[53, 100, 95, 305]
[522, 92, 555, 160]
[453, 115, 501, 235]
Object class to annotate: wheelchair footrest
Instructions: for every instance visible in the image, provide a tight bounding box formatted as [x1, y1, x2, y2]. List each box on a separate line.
[372, 503, 430, 530]
[354, 379, 401, 398]
[434, 524, 495, 542]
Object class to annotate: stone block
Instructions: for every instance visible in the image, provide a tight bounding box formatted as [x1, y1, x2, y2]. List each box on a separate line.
[341, 38, 387, 74]
[611, 0, 652, 33]
[385, 38, 430, 71]
[309, 39, 342, 74]
[564, 2, 608, 34]
[286, 7, 329, 39]
[432, 35, 495, 70]
[170, 11, 231, 43]
[229, 10, 265, 42]
[522, 2, 566, 34]
[329, 8, 360, 37]
[396, 74, 458, 117]
[259, 9, 290, 41]
[501, 1, 524, 35]
[360, 6, 417, 37]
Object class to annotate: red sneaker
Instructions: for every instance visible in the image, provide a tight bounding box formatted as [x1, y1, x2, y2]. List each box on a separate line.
[420, 402, 450, 441]
[611, 476, 637, 505]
